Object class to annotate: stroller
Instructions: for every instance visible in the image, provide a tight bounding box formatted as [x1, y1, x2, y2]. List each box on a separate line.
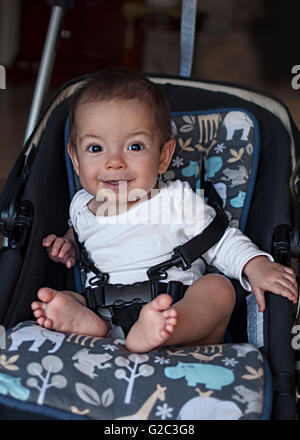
[0, 2, 300, 421]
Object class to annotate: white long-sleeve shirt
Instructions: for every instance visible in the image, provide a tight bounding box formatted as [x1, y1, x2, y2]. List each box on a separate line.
[70, 179, 272, 289]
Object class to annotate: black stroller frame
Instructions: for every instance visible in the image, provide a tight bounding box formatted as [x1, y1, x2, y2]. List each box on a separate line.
[0, 2, 300, 420]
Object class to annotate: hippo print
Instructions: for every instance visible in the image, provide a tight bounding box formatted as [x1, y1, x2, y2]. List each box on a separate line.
[0, 372, 30, 401]
[164, 362, 234, 390]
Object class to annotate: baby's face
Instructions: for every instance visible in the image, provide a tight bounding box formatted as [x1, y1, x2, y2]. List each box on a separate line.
[68, 98, 175, 214]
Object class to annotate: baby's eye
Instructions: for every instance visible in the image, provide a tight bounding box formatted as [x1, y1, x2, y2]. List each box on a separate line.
[128, 143, 144, 152]
[88, 145, 102, 153]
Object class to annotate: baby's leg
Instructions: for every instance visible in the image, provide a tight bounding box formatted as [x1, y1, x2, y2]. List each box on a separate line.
[31, 287, 109, 337]
[166, 273, 235, 346]
[126, 274, 235, 352]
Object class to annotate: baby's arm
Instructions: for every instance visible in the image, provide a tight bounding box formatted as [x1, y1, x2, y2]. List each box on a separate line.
[42, 227, 78, 268]
[242, 256, 298, 312]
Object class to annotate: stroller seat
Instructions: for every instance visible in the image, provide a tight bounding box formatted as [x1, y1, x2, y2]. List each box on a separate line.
[0, 320, 271, 420]
[0, 73, 299, 420]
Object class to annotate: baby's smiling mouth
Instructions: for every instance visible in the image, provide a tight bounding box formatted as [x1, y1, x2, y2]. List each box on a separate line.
[102, 180, 132, 189]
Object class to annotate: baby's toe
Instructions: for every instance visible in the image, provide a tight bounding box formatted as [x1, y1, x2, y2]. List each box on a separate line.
[31, 301, 41, 310]
[154, 294, 173, 311]
[37, 317, 46, 327]
[33, 309, 45, 318]
[160, 328, 170, 339]
[37, 317, 53, 329]
[165, 325, 174, 335]
[166, 316, 177, 326]
[163, 307, 177, 319]
[165, 317, 177, 333]
[37, 287, 57, 303]
[43, 318, 53, 329]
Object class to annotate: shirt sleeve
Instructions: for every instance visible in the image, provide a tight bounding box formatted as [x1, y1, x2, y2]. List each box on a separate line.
[173, 181, 273, 291]
[69, 195, 78, 232]
[203, 226, 273, 291]
[69, 189, 93, 234]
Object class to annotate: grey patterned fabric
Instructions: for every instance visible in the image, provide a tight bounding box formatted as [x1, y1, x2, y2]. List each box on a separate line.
[168, 109, 258, 230]
[0, 321, 267, 420]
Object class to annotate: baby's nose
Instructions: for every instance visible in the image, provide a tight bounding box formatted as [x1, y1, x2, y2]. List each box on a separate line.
[106, 153, 126, 169]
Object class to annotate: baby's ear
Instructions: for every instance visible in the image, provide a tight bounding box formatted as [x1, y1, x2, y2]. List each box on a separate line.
[67, 142, 79, 176]
[158, 139, 176, 174]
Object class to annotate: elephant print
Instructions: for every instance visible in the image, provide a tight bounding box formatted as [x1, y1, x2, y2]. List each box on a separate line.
[221, 111, 254, 142]
[8, 325, 66, 353]
[177, 395, 242, 420]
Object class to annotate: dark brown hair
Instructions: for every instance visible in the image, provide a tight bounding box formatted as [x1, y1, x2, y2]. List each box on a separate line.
[68, 67, 172, 148]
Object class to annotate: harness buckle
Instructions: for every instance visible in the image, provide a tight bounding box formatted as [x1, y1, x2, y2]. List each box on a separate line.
[89, 273, 109, 286]
[84, 280, 188, 337]
[84, 281, 154, 311]
[146, 251, 190, 281]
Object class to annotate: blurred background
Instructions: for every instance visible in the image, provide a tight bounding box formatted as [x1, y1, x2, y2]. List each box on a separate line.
[0, 0, 300, 194]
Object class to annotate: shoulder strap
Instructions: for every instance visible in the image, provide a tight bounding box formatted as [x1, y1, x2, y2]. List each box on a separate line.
[180, 0, 197, 77]
[147, 208, 228, 281]
[173, 209, 228, 267]
[73, 228, 109, 286]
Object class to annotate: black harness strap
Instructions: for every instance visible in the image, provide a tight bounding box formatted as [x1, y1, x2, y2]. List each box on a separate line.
[147, 212, 228, 280]
[110, 300, 144, 336]
[76, 237, 109, 285]
[85, 279, 188, 308]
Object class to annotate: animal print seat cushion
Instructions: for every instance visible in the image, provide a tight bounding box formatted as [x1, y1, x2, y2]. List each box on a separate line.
[0, 322, 271, 420]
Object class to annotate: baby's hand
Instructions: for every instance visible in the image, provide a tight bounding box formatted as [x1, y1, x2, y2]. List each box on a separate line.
[43, 234, 76, 268]
[243, 256, 298, 312]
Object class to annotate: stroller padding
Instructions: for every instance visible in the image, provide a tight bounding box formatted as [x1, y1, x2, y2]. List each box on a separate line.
[0, 321, 272, 420]
[1, 73, 298, 419]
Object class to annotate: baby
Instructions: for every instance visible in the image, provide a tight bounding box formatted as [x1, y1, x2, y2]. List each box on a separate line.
[31, 67, 298, 353]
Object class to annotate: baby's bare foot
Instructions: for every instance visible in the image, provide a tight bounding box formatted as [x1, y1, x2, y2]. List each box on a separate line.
[31, 287, 108, 337]
[125, 294, 177, 353]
